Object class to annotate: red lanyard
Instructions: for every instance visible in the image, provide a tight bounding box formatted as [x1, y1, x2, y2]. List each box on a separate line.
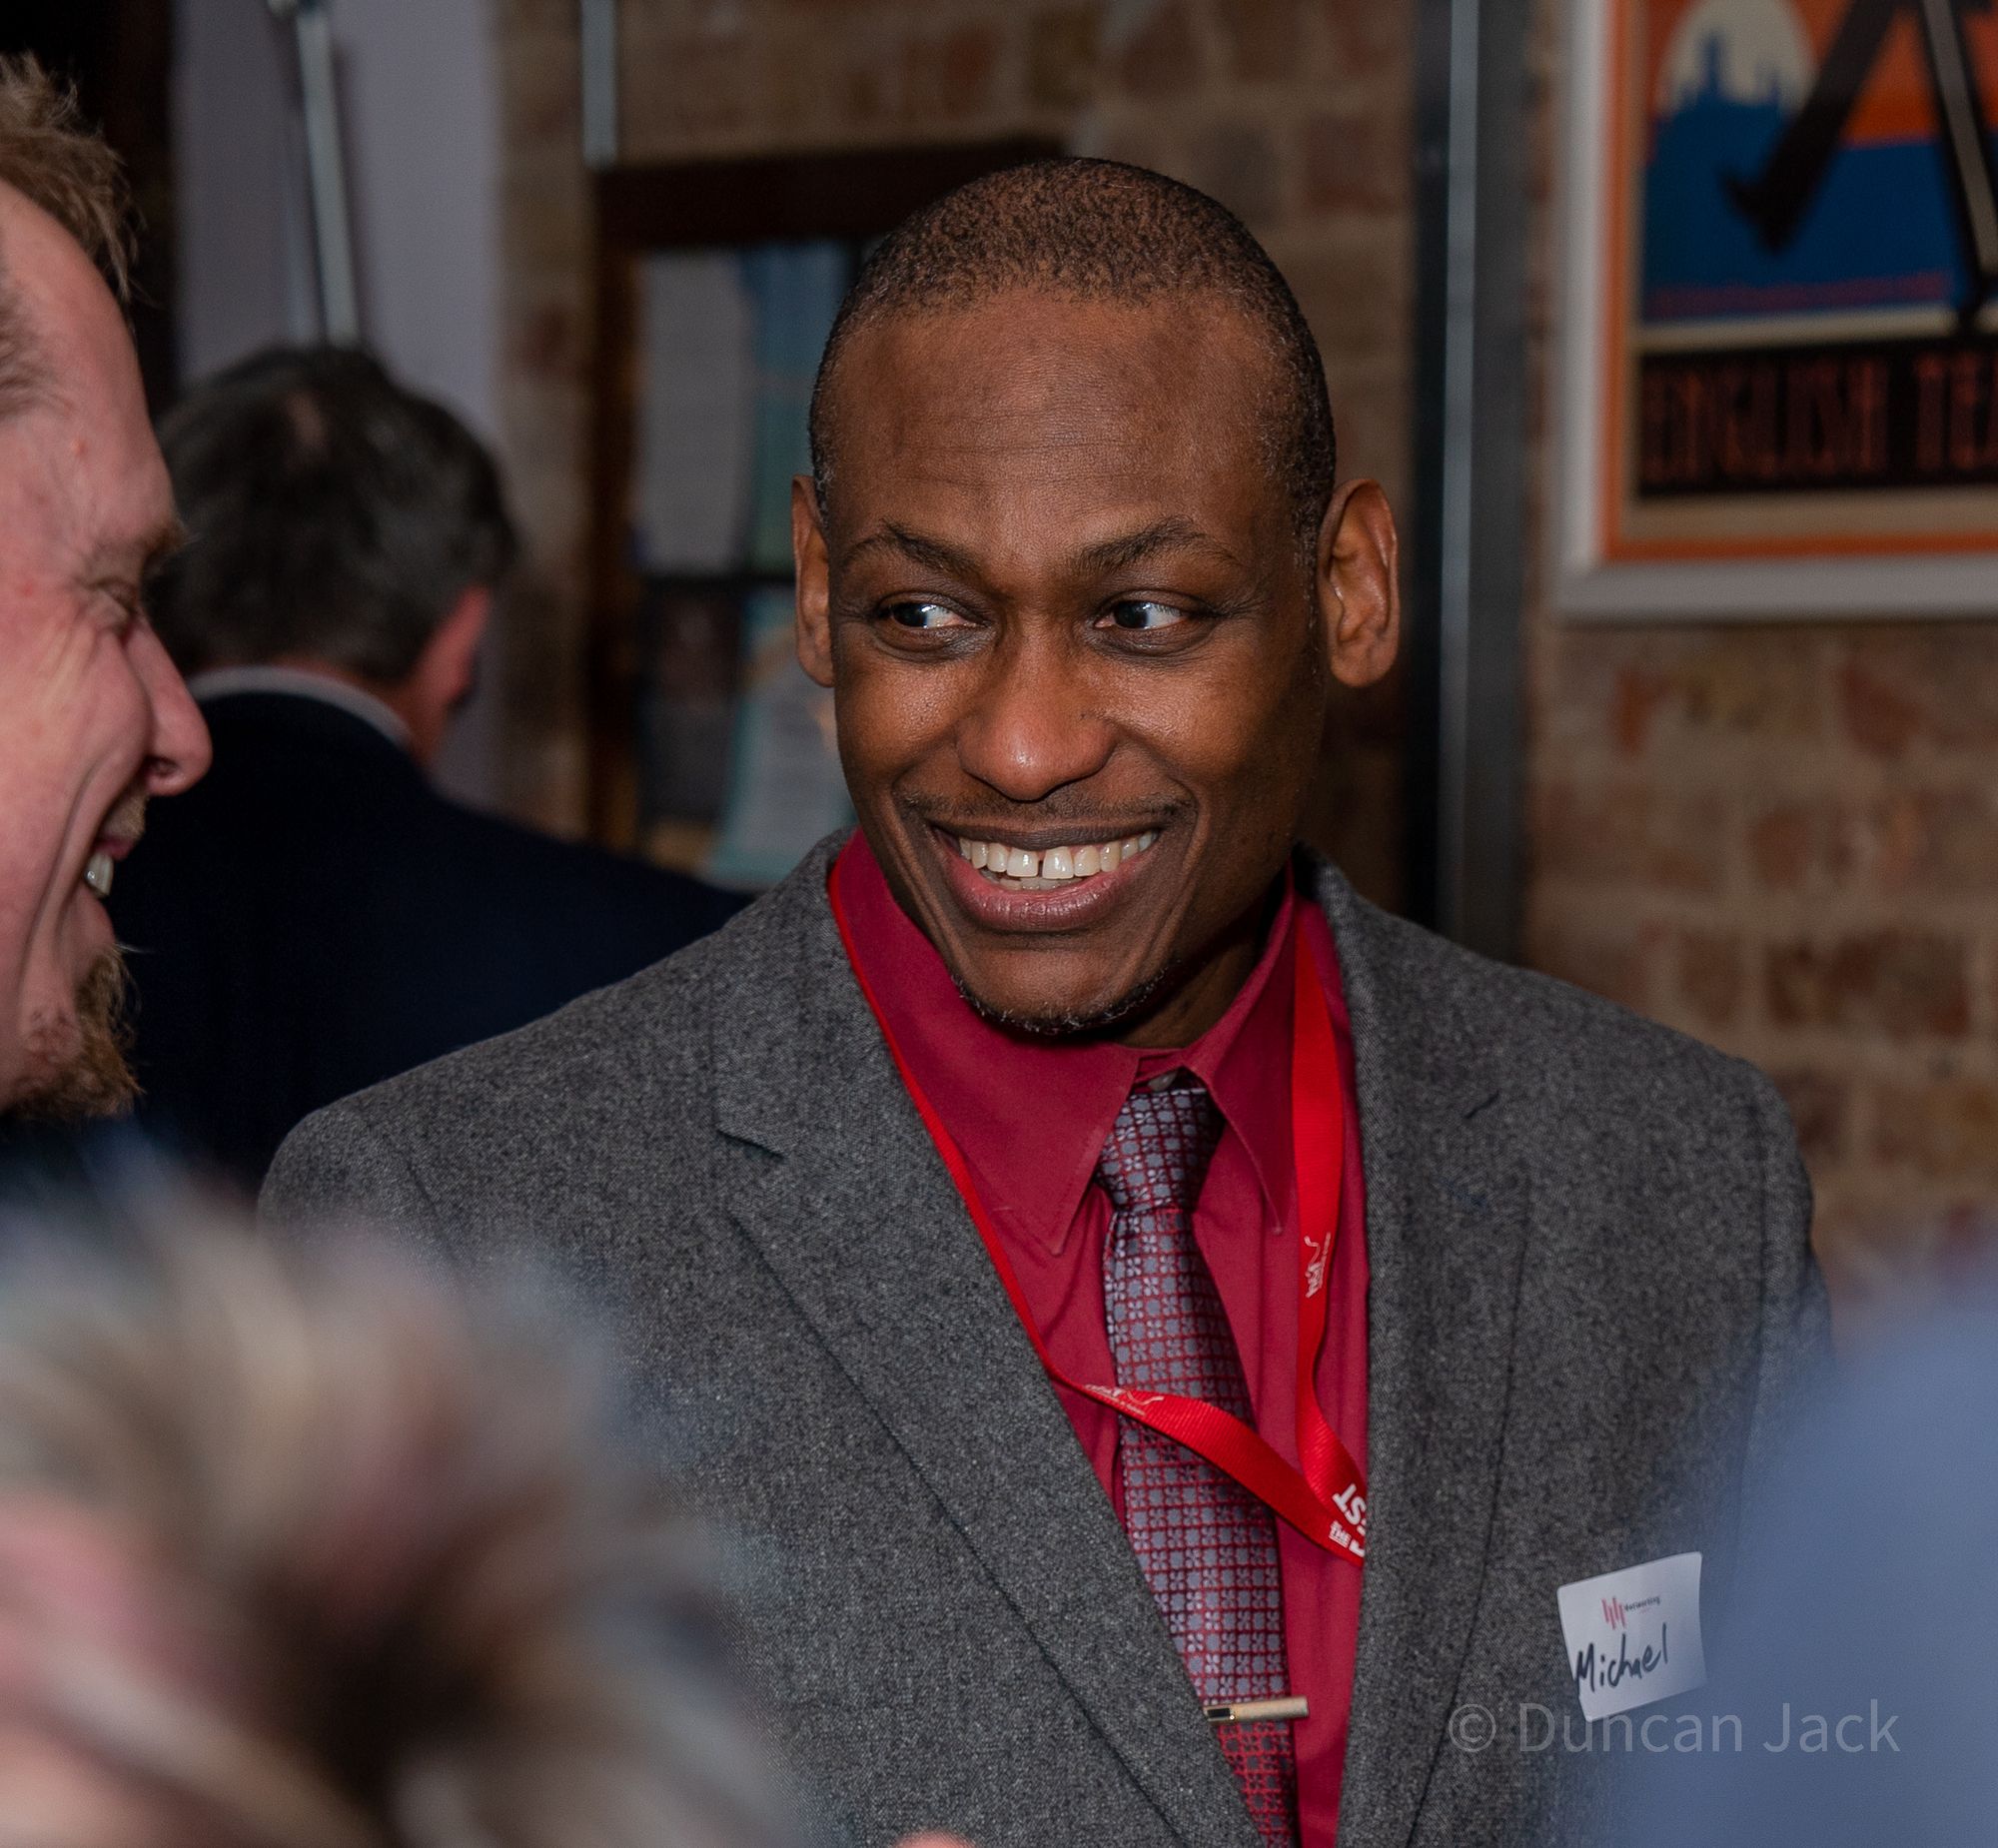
[830, 881, 1367, 1567]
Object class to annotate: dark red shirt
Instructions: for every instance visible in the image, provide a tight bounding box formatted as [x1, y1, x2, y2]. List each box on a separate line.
[834, 836, 1368, 1844]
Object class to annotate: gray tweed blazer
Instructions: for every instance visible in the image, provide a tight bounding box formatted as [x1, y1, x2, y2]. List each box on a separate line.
[264, 838, 1827, 1848]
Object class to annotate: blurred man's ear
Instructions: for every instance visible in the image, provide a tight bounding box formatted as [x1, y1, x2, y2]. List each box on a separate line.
[792, 473, 834, 688]
[399, 584, 493, 767]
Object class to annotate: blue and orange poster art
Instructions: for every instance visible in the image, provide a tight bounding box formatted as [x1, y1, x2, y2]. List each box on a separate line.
[1600, 0, 1998, 560]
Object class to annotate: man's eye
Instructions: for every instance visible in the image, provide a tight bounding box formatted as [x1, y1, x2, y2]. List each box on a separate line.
[1101, 599, 1190, 632]
[882, 600, 970, 632]
[98, 584, 144, 635]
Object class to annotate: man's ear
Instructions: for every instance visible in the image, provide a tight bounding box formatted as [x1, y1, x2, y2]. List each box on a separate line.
[792, 474, 834, 688]
[1313, 479, 1400, 689]
[398, 584, 492, 766]
[424, 583, 492, 706]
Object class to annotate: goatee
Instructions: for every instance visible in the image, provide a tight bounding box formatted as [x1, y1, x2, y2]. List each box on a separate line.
[954, 960, 1175, 1040]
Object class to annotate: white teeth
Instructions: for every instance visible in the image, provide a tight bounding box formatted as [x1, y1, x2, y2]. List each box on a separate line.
[952, 828, 1163, 889]
[83, 851, 114, 899]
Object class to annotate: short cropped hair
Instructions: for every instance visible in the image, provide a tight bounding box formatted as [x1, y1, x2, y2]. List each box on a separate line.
[0, 55, 133, 416]
[152, 346, 517, 684]
[809, 158, 1338, 550]
[0, 1215, 778, 1848]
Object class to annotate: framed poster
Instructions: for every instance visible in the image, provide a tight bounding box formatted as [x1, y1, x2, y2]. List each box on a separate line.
[1556, 0, 1998, 617]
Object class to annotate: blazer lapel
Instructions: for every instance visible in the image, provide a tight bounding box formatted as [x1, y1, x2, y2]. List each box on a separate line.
[710, 846, 1260, 1848]
[1313, 863, 1532, 1848]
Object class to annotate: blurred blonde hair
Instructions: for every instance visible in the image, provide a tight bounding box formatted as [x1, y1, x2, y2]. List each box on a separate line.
[0, 1215, 777, 1848]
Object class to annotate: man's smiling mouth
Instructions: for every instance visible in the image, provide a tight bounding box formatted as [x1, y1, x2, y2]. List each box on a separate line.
[82, 788, 149, 901]
[948, 829, 1161, 892]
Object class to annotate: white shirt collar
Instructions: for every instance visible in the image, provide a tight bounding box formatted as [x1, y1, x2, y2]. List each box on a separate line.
[187, 665, 413, 752]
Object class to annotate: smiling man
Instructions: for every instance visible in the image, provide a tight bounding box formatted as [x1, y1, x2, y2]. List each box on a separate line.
[0, 59, 209, 1130]
[267, 162, 1828, 1848]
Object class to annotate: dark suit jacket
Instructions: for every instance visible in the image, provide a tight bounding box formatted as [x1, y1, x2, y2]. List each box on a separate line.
[113, 690, 741, 1188]
[263, 838, 1829, 1848]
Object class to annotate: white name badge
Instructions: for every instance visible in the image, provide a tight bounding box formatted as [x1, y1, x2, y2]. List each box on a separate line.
[1555, 1551, 1706, 1722]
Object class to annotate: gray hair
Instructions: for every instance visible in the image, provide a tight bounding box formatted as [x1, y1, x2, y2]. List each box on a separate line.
[151, 346, 518, 683]
[0, 1211, 780, 1848]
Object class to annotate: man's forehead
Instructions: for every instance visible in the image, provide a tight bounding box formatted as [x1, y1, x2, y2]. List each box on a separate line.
[0, 199, 164, 528]
[846, 290, 1269, 405]
[841, 301, 1266, 466]
[0, 190, 138, 409]
[826, 296, 1279, 523]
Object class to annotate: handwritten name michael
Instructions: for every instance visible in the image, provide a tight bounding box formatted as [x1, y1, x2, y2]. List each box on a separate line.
[1572, 1624, 1668, 1698]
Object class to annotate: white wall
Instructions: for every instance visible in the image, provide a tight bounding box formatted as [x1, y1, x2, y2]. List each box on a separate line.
[173, 0, 306, 377]
[172, 0, 506, 805]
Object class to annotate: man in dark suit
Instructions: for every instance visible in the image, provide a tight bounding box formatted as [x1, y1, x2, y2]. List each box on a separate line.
[112, 348, 740, 1188]
[265, 163, 1827, 1847]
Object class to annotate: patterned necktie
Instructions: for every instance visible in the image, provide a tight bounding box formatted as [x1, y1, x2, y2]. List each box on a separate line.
[1098, 1078, 1299, 1847]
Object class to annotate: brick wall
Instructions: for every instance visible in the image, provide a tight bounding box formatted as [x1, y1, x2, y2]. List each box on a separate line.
[491, 0, 1414, 905]
[1520, 5, 1998, 1309]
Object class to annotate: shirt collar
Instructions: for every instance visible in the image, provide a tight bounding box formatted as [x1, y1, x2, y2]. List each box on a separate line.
[833, 832, 1299, 1253]
[187, 666, 413, 752]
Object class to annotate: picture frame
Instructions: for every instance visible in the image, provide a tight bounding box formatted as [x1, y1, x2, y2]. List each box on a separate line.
[582, 140, 1056, 877]
[1553, 0, 1998, 619]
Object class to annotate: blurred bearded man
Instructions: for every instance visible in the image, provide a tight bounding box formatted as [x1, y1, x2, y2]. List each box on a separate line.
[269, 162, 1827, 1848]
[0, 58, 210, 1127]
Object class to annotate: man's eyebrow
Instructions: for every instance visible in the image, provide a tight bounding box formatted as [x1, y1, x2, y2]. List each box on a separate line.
[89, 514, 189, 580]
[1070, 516, 1241, 576]
[842, 522, 982, 578]
[141, 514, 190, 575]
[842, 516, 1242, 581]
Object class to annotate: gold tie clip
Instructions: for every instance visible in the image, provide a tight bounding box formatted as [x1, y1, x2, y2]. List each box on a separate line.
[1204, 1696, 1310, 1725]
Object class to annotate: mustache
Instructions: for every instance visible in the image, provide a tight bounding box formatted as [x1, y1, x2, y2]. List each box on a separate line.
[901, 792, 1190, 834]
[102, 784, 149, 844]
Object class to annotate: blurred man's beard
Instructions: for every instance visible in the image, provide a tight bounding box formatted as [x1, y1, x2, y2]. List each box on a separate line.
[14, 952, 139, 1122]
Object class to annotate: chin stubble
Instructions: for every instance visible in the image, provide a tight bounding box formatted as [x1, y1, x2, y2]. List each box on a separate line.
[13, 950, 140, 1122]
[952, 958, 1179, 1041]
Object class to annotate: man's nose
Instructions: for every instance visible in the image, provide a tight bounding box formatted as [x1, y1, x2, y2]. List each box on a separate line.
[953, 630, 1115, 804]
[135, 626, 212, 796]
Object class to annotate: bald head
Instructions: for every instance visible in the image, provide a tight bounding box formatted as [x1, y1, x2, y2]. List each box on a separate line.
[808, 159, 1337, 552]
